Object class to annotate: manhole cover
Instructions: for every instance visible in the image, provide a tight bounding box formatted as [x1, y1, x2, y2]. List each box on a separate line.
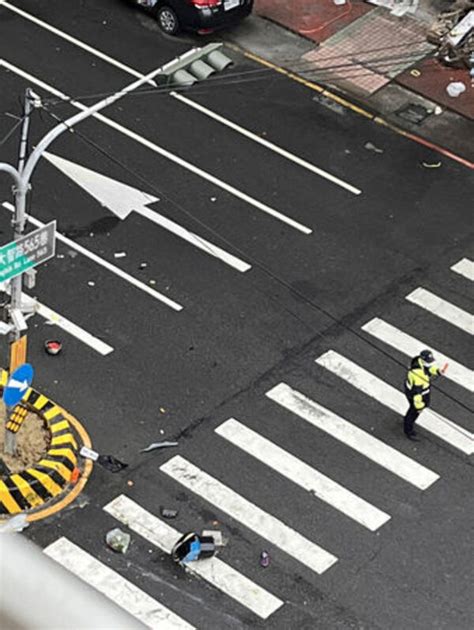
[396, 103, 432, 125]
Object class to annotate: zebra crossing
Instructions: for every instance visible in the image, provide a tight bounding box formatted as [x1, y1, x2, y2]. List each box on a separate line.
[43, 258, 473, 628]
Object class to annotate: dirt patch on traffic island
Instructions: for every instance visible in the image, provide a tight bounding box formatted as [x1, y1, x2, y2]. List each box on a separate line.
[0, 403, 50, 474]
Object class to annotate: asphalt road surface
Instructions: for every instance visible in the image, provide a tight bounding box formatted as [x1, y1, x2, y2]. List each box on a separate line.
[0, 1, 473, 629]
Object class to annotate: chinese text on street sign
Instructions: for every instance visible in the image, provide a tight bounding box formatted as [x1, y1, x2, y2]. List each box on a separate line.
[0, 220, 56, 282]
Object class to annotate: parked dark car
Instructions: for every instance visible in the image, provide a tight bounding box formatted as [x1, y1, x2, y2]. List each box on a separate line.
[132, 0, 254, 36]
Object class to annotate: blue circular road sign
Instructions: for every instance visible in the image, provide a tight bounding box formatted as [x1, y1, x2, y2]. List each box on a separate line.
[3, 363, 34, 407]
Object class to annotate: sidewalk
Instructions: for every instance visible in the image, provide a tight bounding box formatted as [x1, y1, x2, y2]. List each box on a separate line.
[227, 0, 474, 165]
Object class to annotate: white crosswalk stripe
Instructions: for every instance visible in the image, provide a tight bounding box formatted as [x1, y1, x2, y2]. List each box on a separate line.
[362, 318, 474, 393]
[266, 383, 440, 490]
[216, 418, 390, 531]
[451, 258, 474, 281]
[45, 537, 194, 629]
[160, 455, 338, 575]
[406, 287, 473, 335]
[316, 350, 474, 455]
[104, 495, 283, 620]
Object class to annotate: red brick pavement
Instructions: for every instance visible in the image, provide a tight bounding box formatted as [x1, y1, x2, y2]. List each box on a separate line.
[254, 0, 373, 43]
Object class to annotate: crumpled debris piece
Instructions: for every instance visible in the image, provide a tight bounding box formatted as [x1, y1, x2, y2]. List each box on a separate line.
[160, 507, 179, 519]
[364, 142, 384, 154]
[141, 441, 178, 453]
[114, 252, 127, 258]
[421, 161, 442, 168]
[105, 528, 130, 553]
[97, 454, 128, 472]
[260, 550, 270, 568]
[80, 446, 99, 461]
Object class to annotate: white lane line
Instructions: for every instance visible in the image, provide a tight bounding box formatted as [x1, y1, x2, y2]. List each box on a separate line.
[0, 1, 157, 85]
[2, 202, 183, 311]
[0, 4, 361, 197]
[216, 418, 390, 531]
[316, 350, 474, 455]
[0, 59, 311, 235]
[406, 287, 473, 335]
[170, 92, 361, 196]
[451, 258, 474, 282]
[266, 383, 439, 490]
[160, 455, 337, 575]
[0, 279, 114, 355]
[362, 318, 474, 393]
[45, 537, 195, 629]
[104, 495, 283, 620]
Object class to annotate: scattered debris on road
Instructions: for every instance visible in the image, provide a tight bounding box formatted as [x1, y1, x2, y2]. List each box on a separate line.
[160, 507, 179, 519]
[114, 251, 127, 258]
[260, 550, 271, 568]
[139, 262, 148, 270]
[80, 445, 99, 461]
[364, 142, 384, 154]
[44, 339, 62, 355]
[106, 528, 131, 553]
[0, 513, 29, 533]
[141, 441, 178, 453]
[97, 454, 128, 472]
[421, 161, 442, 168]
[171, 531, 219, 564]
[446, 80, 467, 96]
[87, 281, 95, 287]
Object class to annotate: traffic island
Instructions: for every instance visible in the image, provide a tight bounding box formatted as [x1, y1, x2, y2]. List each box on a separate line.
[0, 369, 92, 520]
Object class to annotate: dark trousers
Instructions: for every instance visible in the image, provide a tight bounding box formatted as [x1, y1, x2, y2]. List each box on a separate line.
[404, 402, 420, 435]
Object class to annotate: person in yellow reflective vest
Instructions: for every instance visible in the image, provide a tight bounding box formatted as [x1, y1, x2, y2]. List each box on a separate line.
[403, 349, 447, 440]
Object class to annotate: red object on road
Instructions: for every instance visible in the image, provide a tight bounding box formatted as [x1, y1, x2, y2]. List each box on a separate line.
[44, 340, 62, 355]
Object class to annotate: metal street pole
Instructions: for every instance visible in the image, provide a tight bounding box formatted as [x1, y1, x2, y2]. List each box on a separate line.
[0, 48, 202, 455]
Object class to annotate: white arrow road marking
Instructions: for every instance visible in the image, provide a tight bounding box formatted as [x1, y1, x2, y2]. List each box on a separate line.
[406, 287, 473, 335]
[2, 202, 183, 311]
[0, 60, 311, 234]
[42, 151, 251, 273]
[45, 538, 195, 629]
[0, 3, 360, 196]
[7, 378, 28, 391]
[451, 258, 474, 282]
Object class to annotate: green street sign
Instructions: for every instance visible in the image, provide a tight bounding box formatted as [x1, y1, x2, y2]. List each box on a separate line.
[0, 220, 56, 282]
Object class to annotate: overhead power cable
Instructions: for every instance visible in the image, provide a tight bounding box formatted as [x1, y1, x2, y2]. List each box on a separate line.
[38, 105, 474, 425]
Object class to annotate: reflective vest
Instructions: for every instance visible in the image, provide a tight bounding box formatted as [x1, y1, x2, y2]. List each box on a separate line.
[405, 356, 439, 410]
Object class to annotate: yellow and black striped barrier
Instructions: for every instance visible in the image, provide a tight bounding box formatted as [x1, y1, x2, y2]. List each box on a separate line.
[0, 370, 79, 516]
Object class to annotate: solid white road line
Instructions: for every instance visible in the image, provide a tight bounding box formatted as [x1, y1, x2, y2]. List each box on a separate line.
[170, 92, 362, 196]
[41, 150, 251, 273]
[160, 455, 338, 575]
[216, 418, 390, 531]
[0, 0, 157, 84]
[0, 4, 361, 196]
[451, 258, 474, 282]
[104, 495, 283, 620]
[2, 202, 183, 311]
[266, 383, 439, 490]
[316, 350, 474, 455]
[406, 287, 473, 335]
[0, 60, 312, 235]
[29, 294, 114, 356]
[362, 318, 474, 393]
[0, 280, 114, 355]
[45, 537, 194, 629]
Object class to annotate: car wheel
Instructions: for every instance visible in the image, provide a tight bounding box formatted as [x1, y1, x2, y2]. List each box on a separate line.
[156, 6, 179, 35]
